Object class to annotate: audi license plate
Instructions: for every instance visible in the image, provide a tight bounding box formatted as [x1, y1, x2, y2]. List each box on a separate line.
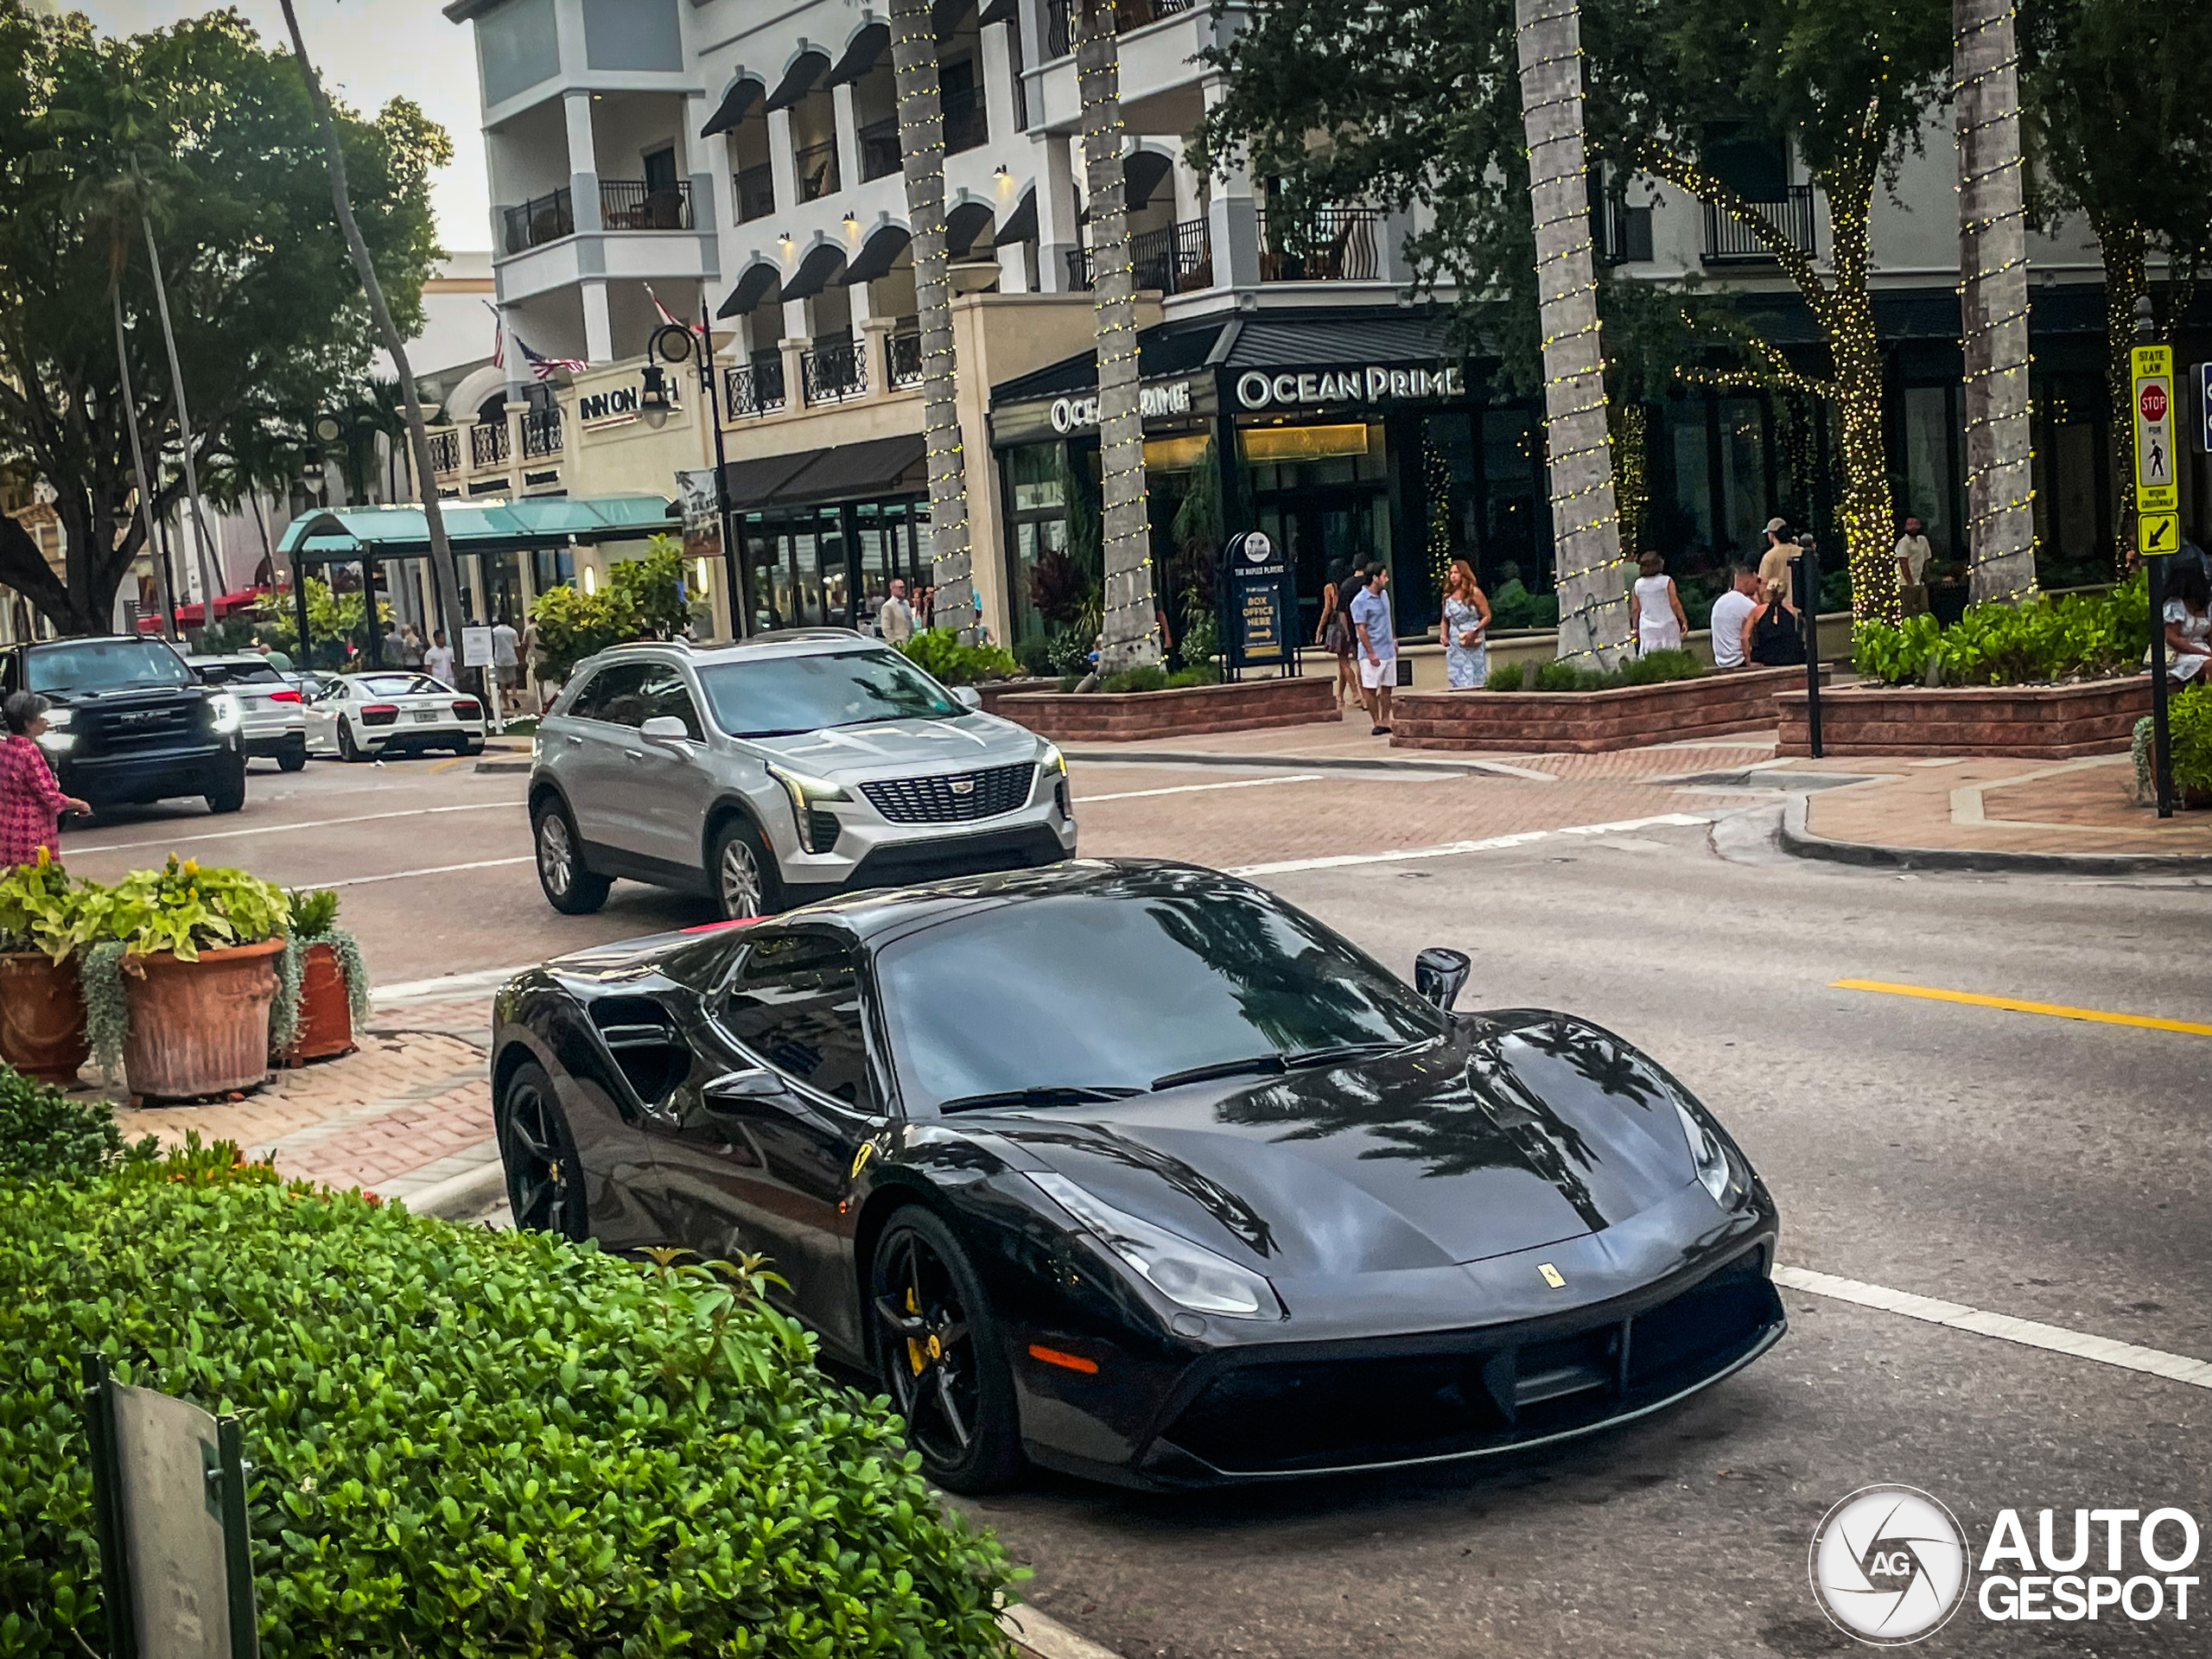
[411, 709, 438, 723]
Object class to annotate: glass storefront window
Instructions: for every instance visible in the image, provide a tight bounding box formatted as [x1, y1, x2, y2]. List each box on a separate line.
[1007, 444, 1065, 512]
[817, 508, 849, 626]
[791, 520, 823, 627]
[1903, 385, 1961, 572]
[1480, 410, 1544, 591]
[1237, 420, 1389, 493]
[1715, 396, 1767, 567]
[1661, 398, 1715, 565]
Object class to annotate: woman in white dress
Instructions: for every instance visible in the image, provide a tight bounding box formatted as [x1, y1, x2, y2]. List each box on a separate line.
[1630, 551, 1688, 656]
[2151, 560, 2212, 683]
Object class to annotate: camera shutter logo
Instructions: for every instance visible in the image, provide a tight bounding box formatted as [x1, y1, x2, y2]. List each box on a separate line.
[1809, 1485, 1970, 1644]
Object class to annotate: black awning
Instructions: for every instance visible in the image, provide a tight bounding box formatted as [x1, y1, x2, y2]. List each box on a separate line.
[932, 0, 974, 38]
[993, 188, 1038, 245]
[699, 77, 762, 137]
[978, 0, 1019, 22]
[825, 22, 889, 86]
[780, 240, 849, 302]
[944, 198, 996, 257]
[1124, 149, 1173, 211]
[844, 222, 912, 285]
[721, 435, 927, 511]
[717, 261, 784, 317]
[763, 48, 830, 112]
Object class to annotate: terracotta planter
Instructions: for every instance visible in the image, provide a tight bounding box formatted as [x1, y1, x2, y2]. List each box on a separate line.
[0, 952, 90, 1084]
[284, 941, 357, 1065]
[994, 676, 1338, 741]
[1392, 666, 1823, 754]
[1776, 677, 2151, 758]
[121, 938, 284, 1102]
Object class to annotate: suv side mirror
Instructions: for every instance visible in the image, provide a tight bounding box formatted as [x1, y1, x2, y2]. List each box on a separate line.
[951, 686, 982, 711]
[639, 715, 692, 744]
[1414, 946, 1472, 1011]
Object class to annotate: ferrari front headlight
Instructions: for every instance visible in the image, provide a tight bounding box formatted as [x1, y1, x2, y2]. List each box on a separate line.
[1028, 1172, 1281, 1320]
[1675, 1100, 1734, 1205]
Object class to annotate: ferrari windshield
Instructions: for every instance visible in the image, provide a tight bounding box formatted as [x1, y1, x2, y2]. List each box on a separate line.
[696, 649, 959, 737]
[878, 888, 1444, 1113]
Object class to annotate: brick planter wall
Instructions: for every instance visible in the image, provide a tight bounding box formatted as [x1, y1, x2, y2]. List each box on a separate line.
[994, 675, 1337, 741]
[1777, 677, 2151, 758]
[1391, 666, 1816, 753]
[974, 678, 1058, 716]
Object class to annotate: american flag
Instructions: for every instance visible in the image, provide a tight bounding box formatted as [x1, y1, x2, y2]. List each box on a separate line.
[645, 283, 705, 337]
[486, 302, 587, 378]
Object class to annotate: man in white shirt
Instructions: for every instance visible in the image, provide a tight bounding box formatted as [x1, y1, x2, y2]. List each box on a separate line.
[1708, 565, 1760, 669]
[1895, 515, 1934, 616]
[491, 613, 520, 715]
[877, 578, 916, 645]
[423, 630, 455, 685]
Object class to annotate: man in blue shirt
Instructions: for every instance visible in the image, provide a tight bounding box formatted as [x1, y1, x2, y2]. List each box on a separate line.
[1348, 564, 1396, 734]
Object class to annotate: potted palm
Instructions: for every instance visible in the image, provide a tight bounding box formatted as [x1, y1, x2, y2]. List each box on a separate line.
[271, 887, 369, 1065]
[79, 856, 290, 1101]
[0, 849, 95, 1084]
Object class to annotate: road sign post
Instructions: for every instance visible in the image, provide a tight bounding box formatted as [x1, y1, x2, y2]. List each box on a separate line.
[2131, 341, 2176, 817]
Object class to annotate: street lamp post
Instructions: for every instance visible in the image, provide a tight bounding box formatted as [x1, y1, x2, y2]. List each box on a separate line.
[646, 308, 747, 640]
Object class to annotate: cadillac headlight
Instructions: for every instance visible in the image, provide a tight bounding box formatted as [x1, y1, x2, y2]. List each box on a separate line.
[767, 764, 848, 855]
[1029, 1172, 1281, 1320]
[1675, 1100, 1735, 1205]
[207, 692, 241, 734]
[1039, 742, 1066, 776]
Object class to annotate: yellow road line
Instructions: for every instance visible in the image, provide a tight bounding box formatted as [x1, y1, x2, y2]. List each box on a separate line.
[1832, 978, 2212, 1038]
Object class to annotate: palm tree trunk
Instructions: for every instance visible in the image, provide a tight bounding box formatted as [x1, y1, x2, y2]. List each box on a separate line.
[1077, 0, 1160, 675]
[1956, 0, 2037, 604]
[1514, 0, 1627, 665]
[889, 0, 977, 641]
[276, 0, 462, 655]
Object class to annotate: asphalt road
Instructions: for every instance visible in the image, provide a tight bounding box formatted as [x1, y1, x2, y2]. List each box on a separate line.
[57, 753, 2212, 1656]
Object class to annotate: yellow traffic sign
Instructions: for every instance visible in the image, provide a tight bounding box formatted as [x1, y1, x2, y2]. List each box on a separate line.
[2132, 344, 2178, 512]
[2139, 511, 2180, 557]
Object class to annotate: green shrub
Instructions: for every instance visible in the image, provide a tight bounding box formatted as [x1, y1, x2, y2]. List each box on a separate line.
[0, 852, 97, 964]
[0, 1170, 1020, 1657]
[896, 628, 1022, 687]
[1489, 580, 1560, 632]
[1615, 648, 1705, 687]
[1166, 664, 1222, 688]
[1534, 658, 1583, 692]
[1484, 660, 1528, 691]
[1101, 664, 1170, 694]
[1852, 578, 2145, 687]
[0, 1065, 153, 1183]
[2171, 683, 2212, 794]
[1056, 672, 1085, 693]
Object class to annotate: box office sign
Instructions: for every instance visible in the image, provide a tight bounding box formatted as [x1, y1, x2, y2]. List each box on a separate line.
[1220, 530, 1298, 678]
[1234, 363, 1466, 411]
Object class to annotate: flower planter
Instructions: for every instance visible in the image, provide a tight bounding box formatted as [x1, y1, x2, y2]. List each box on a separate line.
[121, 938, 284, 1102]
[1391, 666, 1821, 753]
[283, 941, 358, 1065]
[1777, 677, 2151, 759]
[993, 676, 1338, 742]
[974, 677, 1061, 716]
[0, 953, 90, 1084]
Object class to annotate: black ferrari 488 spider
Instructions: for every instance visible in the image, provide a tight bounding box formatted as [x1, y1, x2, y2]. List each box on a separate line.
[490, 859, 1783, 1492]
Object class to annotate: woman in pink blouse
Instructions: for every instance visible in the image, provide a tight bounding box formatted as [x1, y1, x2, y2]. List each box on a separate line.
[1, 692, 92, 869]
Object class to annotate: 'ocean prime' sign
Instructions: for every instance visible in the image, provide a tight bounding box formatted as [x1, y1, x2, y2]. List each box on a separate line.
[1234, 363, 1465, 410]
[1050, 380, 1196, 433]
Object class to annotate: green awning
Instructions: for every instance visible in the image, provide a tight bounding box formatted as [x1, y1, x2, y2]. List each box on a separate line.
[277, 495, 679, 563]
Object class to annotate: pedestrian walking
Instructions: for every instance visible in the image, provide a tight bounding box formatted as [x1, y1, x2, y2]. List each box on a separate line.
[1440, 558, 1491, 689]
[1895, 515, 1933, 618]
[397, 624, 425, 668]
[1630, 551, 1687, 656]
[917, 586, 936, 630]
[423, 629, 455, 686]
[491, 613, 521, 715]
[1349, 564, 1397, 734]
[1, 693, 91, 870]
[1746, 580, 1806, 667]
[516, 613, 542, 713]
[1316, 560, 1359, 707]
[381, 618, 406, 666]
[1708, 565, 1760, 670]
[878, 578, 916, 645]
[1758, 518, 1800, 608]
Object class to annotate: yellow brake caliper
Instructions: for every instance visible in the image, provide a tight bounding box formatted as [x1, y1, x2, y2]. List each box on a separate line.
[905, 1285, 926, 1376]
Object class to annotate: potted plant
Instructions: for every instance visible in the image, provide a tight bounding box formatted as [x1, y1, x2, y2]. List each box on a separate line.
[271, 887, 369, 1065]
[0, 850, 95, 1084]
[79, 856, 290, 1101]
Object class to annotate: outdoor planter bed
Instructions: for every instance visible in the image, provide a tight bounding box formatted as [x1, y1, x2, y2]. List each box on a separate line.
[974, 676, 1060, 715]
[1392, 665, 1819, 753]
[994, 674, 1338, 741]
[1777, 677, 2151, 758]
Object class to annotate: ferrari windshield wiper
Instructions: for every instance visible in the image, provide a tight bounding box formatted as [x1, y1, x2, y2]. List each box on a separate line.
[1281, 1040, 1414, 1068]
[1151, 1041, 1412, 1093]
[938, 1084, 1144, 1113]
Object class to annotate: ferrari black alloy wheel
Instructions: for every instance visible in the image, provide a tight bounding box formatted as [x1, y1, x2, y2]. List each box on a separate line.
[870, 1209, 1024, 1493]
[499, 1062, 588, 1241]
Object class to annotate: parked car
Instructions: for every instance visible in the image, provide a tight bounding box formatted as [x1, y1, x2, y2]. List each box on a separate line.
[527, 632, 1076, 920]
[302, 671, 486, 761]
[0, 634, 246, 814]
[490, 859, 1784, 1492]
[187, 654, 307, 772]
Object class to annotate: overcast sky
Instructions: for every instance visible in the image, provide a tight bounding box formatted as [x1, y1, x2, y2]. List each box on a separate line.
[72, 2, 493, 255]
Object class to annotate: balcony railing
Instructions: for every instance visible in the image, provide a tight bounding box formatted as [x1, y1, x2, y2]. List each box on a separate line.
[521, 406, 563, 459]
[427, 429, 461, 475]
[723, 358, 787, 417]
[887, 328, 924, 388]
[1702, 184, 1815, 264]
[734, 163, 775, 224]
[1257, 206, 1382, 282]
[858, 117, 901, 183]
[1592, 194, 1655, 264]
[793, 139, 840, 203]
[501, 188, 574, 254]
[601, 178, 694, 232]
[470, 420, 511, 467]
[1065, 218, 1213, 294]
[802, 336, 868, 404]
[943, 91, 988, 155]
[1046, 0, 1194, 55]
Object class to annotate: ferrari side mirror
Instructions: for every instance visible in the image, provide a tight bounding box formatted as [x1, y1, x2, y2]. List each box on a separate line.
[704, 1065, 784, 1105]
[1414, 946, 1472, 1011]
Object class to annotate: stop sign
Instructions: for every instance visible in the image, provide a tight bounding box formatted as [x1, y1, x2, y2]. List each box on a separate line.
[2141, 383, 2169, 423]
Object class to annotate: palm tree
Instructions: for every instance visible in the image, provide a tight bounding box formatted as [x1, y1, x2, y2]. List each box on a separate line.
[888, 0, 977, 640]
[1075, 0, 1160, 674]
[1956, 0, 2037, 603]
[1514, 0, 1628, 666]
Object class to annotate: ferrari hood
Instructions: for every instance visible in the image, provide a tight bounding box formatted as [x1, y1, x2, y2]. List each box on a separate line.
[985, 1014, 1698, 1274]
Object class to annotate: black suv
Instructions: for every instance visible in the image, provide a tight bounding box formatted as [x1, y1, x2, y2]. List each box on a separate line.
[1, 636, 248, 815]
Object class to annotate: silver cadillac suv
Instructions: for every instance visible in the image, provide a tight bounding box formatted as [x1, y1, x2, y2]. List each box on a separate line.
[527, 631, 1076, 918]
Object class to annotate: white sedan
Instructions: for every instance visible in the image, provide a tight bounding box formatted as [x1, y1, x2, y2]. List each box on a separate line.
[302, 671, 488, 761]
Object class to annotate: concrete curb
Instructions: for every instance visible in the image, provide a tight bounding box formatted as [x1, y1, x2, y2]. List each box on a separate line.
[474, 758, 533, 774]
[1061, 747, 1534, 778]
[1777, 792, 2212, 875]
[402, 1154, 510, 1221]
[999, 1605, 1123, 1659]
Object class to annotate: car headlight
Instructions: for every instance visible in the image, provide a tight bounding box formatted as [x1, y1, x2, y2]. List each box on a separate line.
[1675, 1100, 1736, 1205]
[207, 692, 241, 734]
[42, 707, 73, 728]
[767, 763, 849, 855]
[1039, 741, 1066, 776]
[1028, 1171, 1281, 1320]
[35, 729, 75, 754]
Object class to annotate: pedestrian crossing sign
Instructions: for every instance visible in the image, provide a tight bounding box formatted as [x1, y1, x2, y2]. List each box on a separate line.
[2139, 511, 2180, 558]
[2131, 345, 2177, 512]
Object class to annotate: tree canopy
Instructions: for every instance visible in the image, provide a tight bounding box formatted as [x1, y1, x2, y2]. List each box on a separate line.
[0, 5, 448, 633]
